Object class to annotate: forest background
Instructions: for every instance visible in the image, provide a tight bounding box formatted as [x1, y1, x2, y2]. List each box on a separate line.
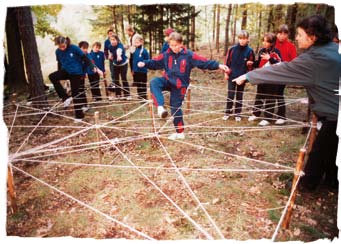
[2, 0, 340, 101]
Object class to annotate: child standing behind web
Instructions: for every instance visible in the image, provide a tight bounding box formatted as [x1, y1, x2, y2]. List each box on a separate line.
[138, 32, 229, 140]
[132, 34, 149, 100]
[108, 34, 131, 100]
[223, 30, 255, 122]
[78, 41, 103, 109]
[248, 32, 282, 126]
[89, 42, 105, 101]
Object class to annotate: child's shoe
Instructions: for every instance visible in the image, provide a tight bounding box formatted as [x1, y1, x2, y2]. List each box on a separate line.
[222, 115, 229, 121]
[258, 120, 270, 126]
[235, 116, 241, 122]
[157, 106, 168, 118]
[82, 106, 90, 113]
[275, 118, 286, 125]
[168, 132, 185, 140]
[248, 115, 257, 121]
[63, 97, 73, 107]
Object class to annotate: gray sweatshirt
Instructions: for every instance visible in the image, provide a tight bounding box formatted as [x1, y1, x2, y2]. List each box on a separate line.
[246, 42, 340, 121]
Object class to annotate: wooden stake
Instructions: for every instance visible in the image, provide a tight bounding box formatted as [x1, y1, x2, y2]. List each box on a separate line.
[147, 90, 156, 133]
[12, 93, 17, 104]
[7, 165, 17, 213]
[307, 113, 318, 154]
[281, 148, 306, 229]
[102, 73, 109, 97]
[94, 111, 102, 164]
[186, 86, 191, 114]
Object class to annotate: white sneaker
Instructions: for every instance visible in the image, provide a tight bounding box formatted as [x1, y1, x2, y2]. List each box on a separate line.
[258, 120, 270, 126]
[125, 96, 132, 100]
[82, 106, 90, 113]
[235, 116, 241, 122]
[248, 115, 257, 121]
[275, 118, 286, 125]
[157, 106, 168, 118]
[74, 118, 83, 123]
[222, 115, 229, 121]
[168, 132, 185, 140]
[63, 97, 73, 107]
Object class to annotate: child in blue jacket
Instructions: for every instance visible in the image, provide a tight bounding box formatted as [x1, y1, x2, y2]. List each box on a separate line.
[49, 36, 100, 120]
[223, 30, 255, 122]
[79, 41, 104, 109]
[132, 34, 149, 100]
[89, 42, 105, 101]
[138, 32, 229, 140]
[108, 34, 131, 99]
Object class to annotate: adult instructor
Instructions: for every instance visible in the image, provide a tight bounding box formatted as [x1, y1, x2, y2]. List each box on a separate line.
[233, 15, 340, 191]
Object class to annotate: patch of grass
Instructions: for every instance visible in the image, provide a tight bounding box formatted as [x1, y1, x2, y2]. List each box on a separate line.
[300, 224, 327, 239]
[268, 209, 280, 222]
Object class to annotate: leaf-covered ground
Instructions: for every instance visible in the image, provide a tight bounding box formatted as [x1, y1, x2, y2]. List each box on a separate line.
[4, 51, 339, 241]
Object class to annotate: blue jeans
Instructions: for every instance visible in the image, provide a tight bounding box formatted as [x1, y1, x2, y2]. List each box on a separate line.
[150, 77, 187, 133]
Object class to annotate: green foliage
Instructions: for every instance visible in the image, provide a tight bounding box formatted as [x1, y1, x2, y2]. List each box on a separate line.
[32, 5, 62, 37]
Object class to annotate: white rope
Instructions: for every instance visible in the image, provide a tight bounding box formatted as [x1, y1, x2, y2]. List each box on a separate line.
[161, 135, 295, 171]
[10, 164, 155, 240]
[17, 158, 295, 173]
[98, 129, 215, 240]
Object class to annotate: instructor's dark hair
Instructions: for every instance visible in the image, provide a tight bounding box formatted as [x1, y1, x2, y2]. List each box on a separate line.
[54, 36, 71, 47]
[297, 15, 332, 46]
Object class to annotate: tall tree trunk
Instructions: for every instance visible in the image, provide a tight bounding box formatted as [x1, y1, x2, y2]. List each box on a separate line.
[112, 6, 118, 34]
[267, 4, 274, 32]
[286, 3, 298, 41]
[127, 5, 131, 25]
[232, 4, 238, 44]
[215, 5, 220, 53]
[224, 4, 232, 56]
[190, 6, 196, 50]
[256, 10, 262, 53]
[212, 4, 216, 43]
[241, 4, 247, 30]
[273, 4, 284, 31]
[16, 6, 47, 108]
[5, 7, 28, 94]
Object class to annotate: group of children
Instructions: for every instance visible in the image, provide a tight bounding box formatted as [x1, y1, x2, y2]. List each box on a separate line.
[49, 29, 151, 121]
[223, 25, 297, 126]
[49, 24, 295, 139]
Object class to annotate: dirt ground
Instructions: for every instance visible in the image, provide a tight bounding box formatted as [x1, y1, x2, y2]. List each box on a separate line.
[4, 51, 339, 241]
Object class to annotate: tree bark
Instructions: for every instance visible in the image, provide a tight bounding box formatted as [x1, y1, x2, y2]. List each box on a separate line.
[224, 4, 232, 56]
[16, 6, 47, 108]
[215, 5, 220, 53]
[190, 6, 196, 50]
[241, 4, 247, 30]
[286, 3, 298, 41]
[5, 7, 28, 94]
[212, 4, 216, 43]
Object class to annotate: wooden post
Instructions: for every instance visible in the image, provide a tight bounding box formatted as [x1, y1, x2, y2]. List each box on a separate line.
[307, 113, 318, 154]
[186, 86, 191, 114]
[147, 90, 156, 133]
[281, 148, 306, 229]
[7, 165, 17, 213]
[94, 111, 102, 164]
[12, 93, 17, 104]
[102, 73, 109, 98]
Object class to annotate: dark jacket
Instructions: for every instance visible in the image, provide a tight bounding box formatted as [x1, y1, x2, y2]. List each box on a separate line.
[246, 42, 340, 121]
[225, 44, 255, 79]
[144, 47, 220, 88]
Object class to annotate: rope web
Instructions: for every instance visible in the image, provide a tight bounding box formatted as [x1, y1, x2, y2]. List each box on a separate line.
[5, 76, 312, 240]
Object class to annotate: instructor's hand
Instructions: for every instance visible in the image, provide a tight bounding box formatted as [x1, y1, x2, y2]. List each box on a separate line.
[232, 74, 247, 85]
